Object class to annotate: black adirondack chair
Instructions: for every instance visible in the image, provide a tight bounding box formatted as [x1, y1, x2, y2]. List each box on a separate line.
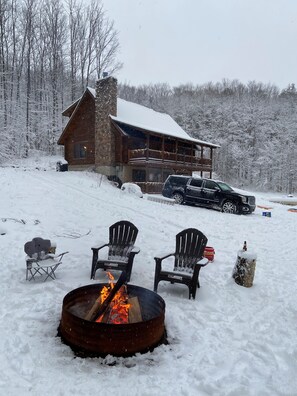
[154, 228, 209, 299]
[91, 220, 140, 282]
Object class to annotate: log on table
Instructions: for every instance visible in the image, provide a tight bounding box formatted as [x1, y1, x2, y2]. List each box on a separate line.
[232, 250, 257, 288]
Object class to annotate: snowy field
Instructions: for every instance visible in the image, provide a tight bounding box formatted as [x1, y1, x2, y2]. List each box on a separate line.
[0, 156, 296, 396]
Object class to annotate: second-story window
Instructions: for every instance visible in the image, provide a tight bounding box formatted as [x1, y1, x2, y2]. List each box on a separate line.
[132, 169, 146, 182]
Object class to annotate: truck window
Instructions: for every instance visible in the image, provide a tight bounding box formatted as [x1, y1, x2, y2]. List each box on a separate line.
[189, 178, 203, 188]
[204, 180, 219, 190]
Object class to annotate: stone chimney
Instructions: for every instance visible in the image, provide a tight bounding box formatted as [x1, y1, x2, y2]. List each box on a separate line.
[94, 76, 117, 174]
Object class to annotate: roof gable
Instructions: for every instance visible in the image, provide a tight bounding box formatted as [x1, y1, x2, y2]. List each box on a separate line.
[58, 88, 95, 144]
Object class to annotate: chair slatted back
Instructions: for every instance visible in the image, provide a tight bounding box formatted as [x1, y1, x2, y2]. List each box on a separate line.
[108, 221, 138, 259]
[174, 228, 208, 272]
[24, 237, 51, 260]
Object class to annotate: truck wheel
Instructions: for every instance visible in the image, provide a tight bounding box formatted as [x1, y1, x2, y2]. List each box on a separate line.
[222, 201, 237, 214]
[172, 192, 184, 204]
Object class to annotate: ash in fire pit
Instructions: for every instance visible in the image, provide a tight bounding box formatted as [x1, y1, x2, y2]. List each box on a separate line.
[58, 279, 166, 358]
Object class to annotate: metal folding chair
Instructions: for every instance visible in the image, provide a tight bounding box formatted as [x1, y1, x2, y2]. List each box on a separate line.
[24, 237, 68, 281]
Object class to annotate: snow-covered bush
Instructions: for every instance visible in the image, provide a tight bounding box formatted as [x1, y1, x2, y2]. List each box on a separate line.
[121, 183, 143, 198]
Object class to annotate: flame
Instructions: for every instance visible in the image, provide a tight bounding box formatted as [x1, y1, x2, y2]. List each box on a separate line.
[96, 272, 131, 324]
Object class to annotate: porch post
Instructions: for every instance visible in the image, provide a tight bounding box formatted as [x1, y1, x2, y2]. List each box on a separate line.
[201, 145, 204, 177]
[210, 147, 213, 178]
[145, 134, 150, 193]
[146, 134, 150, 161]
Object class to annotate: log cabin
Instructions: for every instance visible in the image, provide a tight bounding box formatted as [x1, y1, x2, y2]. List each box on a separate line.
[58, 76, 219, 193]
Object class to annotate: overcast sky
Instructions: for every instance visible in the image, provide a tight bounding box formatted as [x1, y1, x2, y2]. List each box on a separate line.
[103, 0, 297, 89]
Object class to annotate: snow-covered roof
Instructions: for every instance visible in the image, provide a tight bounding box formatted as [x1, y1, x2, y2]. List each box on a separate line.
[86, 87, 219, 148]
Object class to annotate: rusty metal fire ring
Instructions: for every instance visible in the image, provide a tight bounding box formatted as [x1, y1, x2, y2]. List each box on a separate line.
[59, 283, 166, 357]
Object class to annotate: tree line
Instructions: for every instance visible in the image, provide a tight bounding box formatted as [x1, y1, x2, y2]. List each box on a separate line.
[119, 81, 297, 193]
[0, 0, 121, 160]
[0, 0, 296, 193]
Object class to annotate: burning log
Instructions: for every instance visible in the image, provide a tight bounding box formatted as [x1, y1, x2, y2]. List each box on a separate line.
[128, 296, 143, 323]
[84, 271, 127, 322]
[98, 285, 130, 324]
[84, 296, 101, 321]
[97, 290, 143, 324]
[84, 270, 143, 324]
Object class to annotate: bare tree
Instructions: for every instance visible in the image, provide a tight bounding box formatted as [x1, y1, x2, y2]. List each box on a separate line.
[43, 0, 67, 154]
[94, 16, 122, 81]
[0, 0, 122, 161]
[65, 0, 122, 92]
[0, 0, 10, 128]
[20, 0, 38, 156]
[66, 0, 82, 100]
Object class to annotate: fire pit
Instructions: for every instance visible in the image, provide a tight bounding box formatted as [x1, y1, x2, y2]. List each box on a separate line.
[59, 283, 166, 357]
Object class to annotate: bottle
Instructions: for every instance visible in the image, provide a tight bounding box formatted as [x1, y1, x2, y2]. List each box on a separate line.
[243, 241, 247, 251]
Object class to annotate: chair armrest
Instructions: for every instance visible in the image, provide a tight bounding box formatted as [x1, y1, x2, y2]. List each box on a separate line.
[45, 251, 68, 258]
[54, 251, 69, 260]
[131, 246, 140, 254]
[26, 256, 37, 263]
[195, 257, 209, 267]
[91, 242, 108, 252]
[154, 252, 174, 262]
[154, 253, 174, 278]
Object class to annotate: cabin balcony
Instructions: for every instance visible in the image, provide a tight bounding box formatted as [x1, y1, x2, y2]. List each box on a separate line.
[127, 148, 212, 170]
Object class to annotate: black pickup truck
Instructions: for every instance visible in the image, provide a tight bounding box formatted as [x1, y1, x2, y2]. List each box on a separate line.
[162, 175, 256, 214]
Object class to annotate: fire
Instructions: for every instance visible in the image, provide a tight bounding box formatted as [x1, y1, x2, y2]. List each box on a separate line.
[96, 272, 131, 324]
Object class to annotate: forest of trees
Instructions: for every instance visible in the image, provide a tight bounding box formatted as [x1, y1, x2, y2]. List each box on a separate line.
[0, 0, 121, 159]
[119, 81, 297, 193]
[0, 0, 296, 193]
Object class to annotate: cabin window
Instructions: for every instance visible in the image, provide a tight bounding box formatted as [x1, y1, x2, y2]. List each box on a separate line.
[203, 147, 211, 159]
[164, 139, 175, 153]
[149, 136, 162, 150]
[132, 169, 146, 182]
[130, 137, 146, 150]
[195, 146, 202, 158]
[74, 143, 87, 159]
[148, 168, 162, 182]
[163, 170, 172, 182]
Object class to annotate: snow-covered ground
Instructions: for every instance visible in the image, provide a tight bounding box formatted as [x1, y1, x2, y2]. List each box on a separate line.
[1, 156, 296, 396]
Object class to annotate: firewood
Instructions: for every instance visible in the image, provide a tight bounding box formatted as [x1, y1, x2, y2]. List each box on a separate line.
[94, 272, 127, 321]
[128, 296, 142, 323]
[84, 271, 127, 321]
[232, 251, 256, 287]
[84, 296, 102, 321]
[97, 303, 112, 323]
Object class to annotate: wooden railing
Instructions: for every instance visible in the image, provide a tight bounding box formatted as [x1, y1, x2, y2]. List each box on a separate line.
[127, 148, 212, 168]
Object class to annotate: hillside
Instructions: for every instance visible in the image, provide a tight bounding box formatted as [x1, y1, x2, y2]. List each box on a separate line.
[0, 157, 296, 396]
